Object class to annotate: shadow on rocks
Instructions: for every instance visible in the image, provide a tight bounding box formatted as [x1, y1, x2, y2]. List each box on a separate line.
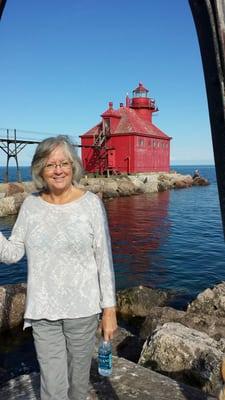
[144, 360, 218, 400]
[116, 335, 145, 363]
[90, 359, 120, 400]
[177, 372, 217, 400]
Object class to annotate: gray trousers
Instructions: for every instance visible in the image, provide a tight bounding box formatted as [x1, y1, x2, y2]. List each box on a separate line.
[32, 315, 98, 400]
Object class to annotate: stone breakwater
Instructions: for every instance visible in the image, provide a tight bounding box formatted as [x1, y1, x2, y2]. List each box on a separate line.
[0, 172, 209, 217]
[0, 282, 221, 400]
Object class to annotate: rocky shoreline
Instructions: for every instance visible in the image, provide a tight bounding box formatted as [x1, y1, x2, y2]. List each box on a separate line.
[0, 282, 224, 399]
[0, 172, 209, 217]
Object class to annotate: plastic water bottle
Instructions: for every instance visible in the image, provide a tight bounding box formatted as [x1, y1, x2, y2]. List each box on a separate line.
[98, 339, 112, 376]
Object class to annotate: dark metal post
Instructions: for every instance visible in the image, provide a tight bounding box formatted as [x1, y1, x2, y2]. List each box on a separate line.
[189, 0, 225, 236]
[14, 129, 22, 182]
[4, 129, 9, 182]
[0, 0, 7, 19]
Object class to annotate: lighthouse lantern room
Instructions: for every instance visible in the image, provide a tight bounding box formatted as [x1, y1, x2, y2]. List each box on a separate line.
[80, 83, 172, 174]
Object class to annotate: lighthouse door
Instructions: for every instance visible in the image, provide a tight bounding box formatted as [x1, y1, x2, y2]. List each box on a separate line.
[108, 150, 115, 168]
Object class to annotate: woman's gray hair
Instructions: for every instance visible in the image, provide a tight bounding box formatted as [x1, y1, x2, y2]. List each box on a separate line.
[31, 135, 83, 190]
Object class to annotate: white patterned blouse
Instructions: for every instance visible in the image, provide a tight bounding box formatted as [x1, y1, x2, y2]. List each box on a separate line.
[0, 191, 116, 327]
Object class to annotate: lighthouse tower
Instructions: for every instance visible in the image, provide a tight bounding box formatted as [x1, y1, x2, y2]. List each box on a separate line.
[80, 83, 171, 174]
[129, 82, 158, 122]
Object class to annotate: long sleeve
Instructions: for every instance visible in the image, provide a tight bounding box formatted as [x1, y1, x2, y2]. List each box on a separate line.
[93, 197, 116, 309]
[0, 201, 27, 264]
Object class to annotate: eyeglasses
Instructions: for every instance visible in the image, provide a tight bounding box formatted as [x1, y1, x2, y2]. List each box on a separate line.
[44, 161, 72, 171]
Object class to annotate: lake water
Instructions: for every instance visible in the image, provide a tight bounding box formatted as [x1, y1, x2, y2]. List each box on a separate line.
[0, 165, 224, 308]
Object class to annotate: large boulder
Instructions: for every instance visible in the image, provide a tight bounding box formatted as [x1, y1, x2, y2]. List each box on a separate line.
[128, 176, 146, 193]
[23, 181, 36, 193]
[0, 193, 27, 217]
[140, 306, 188, 338]
[140, 306, 225, 341]
[173, 178, 193, 189]
[5, 183, 24, 197]
[80, 177, 104, 193]
[139, 174, 159, 193]
[193, 177, 209, 186]
[102, 180, 120, 198]
[143, 182, 159, 193]
[0, 284, 26, 332]
[168, 173, 193, 189]
[116, 285, 170, 317]
[129, 174, 159, 192]
[187, 282, 225, 317]
[158, 180, 171, 192]
[116, 179, 137, 196]
[138, 322, 224, 396]
[157, 174, 174, 192]
[89, 184, 104, 194]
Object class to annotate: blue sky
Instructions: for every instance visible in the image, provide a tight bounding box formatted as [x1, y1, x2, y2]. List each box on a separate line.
[0, 0, 214, 166]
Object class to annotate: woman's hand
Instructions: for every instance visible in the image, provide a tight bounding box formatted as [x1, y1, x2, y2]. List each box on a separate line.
[100, 306, 117, 341]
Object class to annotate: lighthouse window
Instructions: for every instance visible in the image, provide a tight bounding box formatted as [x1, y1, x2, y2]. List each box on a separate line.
[104, 119, 110, 133]
[138, 138, 145, 147]
[153, 140, 156, 148]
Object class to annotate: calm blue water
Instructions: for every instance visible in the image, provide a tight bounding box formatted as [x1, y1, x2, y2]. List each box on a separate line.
[0, 166, 32, 184]
[0, 165, 224, 308]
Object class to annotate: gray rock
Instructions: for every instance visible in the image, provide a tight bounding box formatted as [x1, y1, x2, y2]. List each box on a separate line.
[102, 180, 119, 198]
[23, 182, 36, 193]
[192, 177, 209, 186]
[116, 285, 170, 317]
[139, 306, 225, 341]
[132, 174, 159, 193]
[0, 183, 8, 193]
[0, 284, 27, 332]
[0, 193, 27, 216]
[188, 282, 225, 317]
[5, 183, 25, 197]
[0, 356, 216, 399]
[140, 306, 187, 338]
[143, 181, 159, 193]
[127, 176, 146, 192]
[169, 174, 193, 188]
[116, 180, 137, 196]
[173, 179, 192, 189]
[137, 173, 159, 183]
[158, 180, 171, 192]
[157, 175, 174, 192]
[90, 184, 105, 194]
[138, 322, 224, 396]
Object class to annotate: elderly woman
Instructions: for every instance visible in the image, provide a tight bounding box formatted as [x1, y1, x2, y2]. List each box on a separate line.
[0, 135, 117, 400]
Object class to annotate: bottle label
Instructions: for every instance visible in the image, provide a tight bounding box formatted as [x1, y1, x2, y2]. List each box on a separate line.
[98, 353, 112, 370]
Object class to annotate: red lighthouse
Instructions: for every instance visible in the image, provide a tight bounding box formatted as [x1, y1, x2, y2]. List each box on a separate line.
[80, 83, 172, 174]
